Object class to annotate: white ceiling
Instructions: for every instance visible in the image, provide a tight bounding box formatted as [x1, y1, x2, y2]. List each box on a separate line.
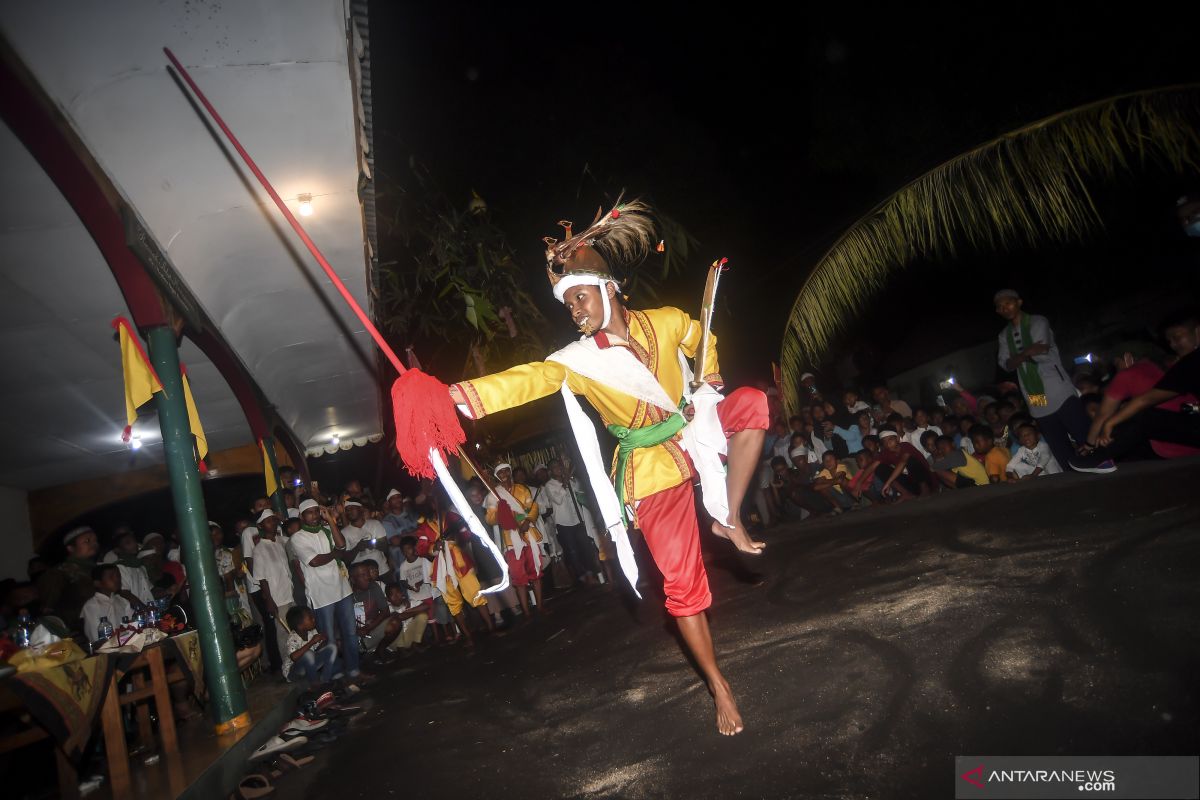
[0, 0, 381, 489]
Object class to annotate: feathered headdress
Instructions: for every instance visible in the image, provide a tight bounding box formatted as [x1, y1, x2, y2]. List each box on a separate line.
[544, 196, 656, 295]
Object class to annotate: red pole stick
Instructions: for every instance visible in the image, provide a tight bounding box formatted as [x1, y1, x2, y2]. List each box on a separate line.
[162, 47, 406, 377]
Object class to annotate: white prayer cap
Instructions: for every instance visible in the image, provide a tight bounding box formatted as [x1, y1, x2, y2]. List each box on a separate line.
[879, 430, 900, 439]
[493, 463, 512, 478]
[343, 501, 363, 509]
[800, 372, 815, 381]
[63, 526, 93, 545]
[533, 464, 548, 473]
[789, 447, 807, 460]
[142, 532, 164, 545]
[297, 499, 320, 514]
[385, 488, 401, 501]
[287, 508, 300, 519]
[993, 288, 1020, 303]
[208, 520, 221, 529]
[256, 509, 279, 524]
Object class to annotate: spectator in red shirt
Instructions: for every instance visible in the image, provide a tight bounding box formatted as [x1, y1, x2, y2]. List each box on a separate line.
[875, 430, 933, 501]
[1087, 341, 1200, 460]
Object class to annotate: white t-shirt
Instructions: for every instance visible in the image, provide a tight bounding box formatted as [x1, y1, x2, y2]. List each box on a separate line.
[81, 591, 132, 642]
[251, 537, 294, 607]
[905, 425, 943, 457]
[343, 520, 390, 572]
[543, 478, 586, 527]
[289, 527, 351, 610]
[240, 526, 261, 592]
[116, 562, 154, 604]
[398, 556, 433, 603]
[283, 628, 322, 680]
[1008, 440, 1063, 477]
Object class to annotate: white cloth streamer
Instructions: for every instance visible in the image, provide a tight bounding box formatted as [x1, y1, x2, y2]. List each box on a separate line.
[428, 448, 508, 597]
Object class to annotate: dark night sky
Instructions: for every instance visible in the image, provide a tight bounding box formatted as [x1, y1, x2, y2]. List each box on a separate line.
[367, 3, 1199, 384]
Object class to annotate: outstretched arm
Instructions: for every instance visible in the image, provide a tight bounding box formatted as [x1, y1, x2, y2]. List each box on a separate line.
[450, 361, 570, 419]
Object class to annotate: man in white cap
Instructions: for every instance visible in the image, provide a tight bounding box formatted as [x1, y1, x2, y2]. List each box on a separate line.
[250, 508, 294, 670]
[994, 289, 1091, 469]
[37, 526, 103, 632]
[875, 429, 933, 500]
[341, 500, 391, 575]
[484, 463, 544, 618]
[381, 489, 418, 539]
[289, 498, 362, 678]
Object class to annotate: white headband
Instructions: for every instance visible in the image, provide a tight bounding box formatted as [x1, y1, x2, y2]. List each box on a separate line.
[493, 463, 512, 478]
[552, 273, 617, 330]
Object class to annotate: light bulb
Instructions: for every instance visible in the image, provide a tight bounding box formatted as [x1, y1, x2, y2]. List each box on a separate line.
[331, 434, 340, 446]
[298, 193, 314, 217]
[131, 436, 143, 450]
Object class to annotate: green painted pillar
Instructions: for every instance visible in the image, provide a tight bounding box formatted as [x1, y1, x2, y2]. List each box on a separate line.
[146, 326, 249, 731]
[263, 436, 288, 520]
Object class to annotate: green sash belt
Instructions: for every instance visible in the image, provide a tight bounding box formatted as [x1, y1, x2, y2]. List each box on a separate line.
[607, 409, 687, 524]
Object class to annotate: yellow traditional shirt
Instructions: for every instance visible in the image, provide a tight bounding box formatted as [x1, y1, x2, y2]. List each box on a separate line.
[455, 307, 721, 502]
[484, 483, 541, 549]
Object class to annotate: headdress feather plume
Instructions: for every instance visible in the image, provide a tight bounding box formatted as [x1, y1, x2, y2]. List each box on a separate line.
[544, 194, 657, 272]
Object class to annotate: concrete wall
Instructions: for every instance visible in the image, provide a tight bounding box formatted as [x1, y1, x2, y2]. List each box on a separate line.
[888, 339, 999, 411]
[0, 485, 34, 581]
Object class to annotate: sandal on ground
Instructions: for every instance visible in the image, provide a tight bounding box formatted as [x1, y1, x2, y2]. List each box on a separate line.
[233, 774, 274, 799]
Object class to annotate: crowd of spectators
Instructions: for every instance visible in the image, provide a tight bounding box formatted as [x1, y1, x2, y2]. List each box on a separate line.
[754, 297, 1200, 525]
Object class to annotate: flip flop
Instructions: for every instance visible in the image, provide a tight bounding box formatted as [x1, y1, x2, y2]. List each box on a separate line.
[233, 774, 274, 799]
[250, 736, 307, 761]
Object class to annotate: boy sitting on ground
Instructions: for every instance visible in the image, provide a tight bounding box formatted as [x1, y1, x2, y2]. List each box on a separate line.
[969, 424, 1011, 483]
[384, 582, 430, 651]
[812, 451, 854, 513]
[931, 435, 990, 488]
[1006, 423, 1063, 480]
[283, 606, 338, 686]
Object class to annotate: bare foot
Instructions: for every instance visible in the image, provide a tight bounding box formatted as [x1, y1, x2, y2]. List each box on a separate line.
[711, 521, 766, 555]
[712, 680, 744, 736]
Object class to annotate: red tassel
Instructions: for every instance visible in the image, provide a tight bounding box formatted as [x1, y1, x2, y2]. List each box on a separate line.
[392, 369, 467, 479]
[121, 425, 133, 444]
[198, 459, 208, 475]
[495, 498, 518, 530]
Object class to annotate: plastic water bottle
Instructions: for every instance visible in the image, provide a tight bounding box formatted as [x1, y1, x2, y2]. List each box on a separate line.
[97, 616, 114, 643]
[13, 609, 32, 648]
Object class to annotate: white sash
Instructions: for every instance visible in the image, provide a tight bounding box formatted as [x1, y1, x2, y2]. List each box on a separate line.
[491, 484, 544, 575]
[546, 338, 732, 597]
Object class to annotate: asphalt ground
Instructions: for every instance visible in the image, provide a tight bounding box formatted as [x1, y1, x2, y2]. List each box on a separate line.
[286, 459, 1200, 799]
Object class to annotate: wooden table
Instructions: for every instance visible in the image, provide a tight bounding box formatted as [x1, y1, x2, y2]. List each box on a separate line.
[99, 641, 189, 799]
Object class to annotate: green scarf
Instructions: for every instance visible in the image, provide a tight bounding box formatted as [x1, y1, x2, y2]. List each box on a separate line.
[1006, 313, 1047, 407]
[607, 408, 688, 525]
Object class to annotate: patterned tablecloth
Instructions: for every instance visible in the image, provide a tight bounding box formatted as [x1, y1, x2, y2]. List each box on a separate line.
[2, 630, 203, 764]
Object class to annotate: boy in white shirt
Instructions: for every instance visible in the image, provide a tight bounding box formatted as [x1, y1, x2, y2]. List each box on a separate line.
[81, 564, 132, 643]
[1007, 424, 1063, 479]
[282, 606, 338, 685]
[250, 509, 295, 670]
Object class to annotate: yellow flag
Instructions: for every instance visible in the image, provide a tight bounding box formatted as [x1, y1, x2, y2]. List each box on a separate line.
[112, 317, 163, 439]
[261, 440, 279, 498]
[180, 370, 207, 462]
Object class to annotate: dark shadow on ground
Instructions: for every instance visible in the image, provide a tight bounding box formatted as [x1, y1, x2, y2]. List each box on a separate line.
[284, 460, 1200, 799]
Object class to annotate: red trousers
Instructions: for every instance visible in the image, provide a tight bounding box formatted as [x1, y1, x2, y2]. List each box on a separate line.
[637, 386, 769, 617]
[504, 545, 540, 587]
